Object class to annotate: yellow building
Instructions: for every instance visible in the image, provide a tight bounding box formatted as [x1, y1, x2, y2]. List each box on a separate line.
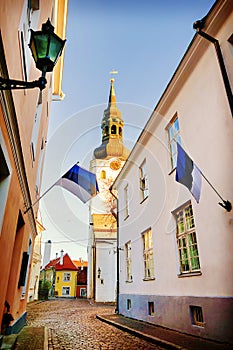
[43, 252, 78, 298]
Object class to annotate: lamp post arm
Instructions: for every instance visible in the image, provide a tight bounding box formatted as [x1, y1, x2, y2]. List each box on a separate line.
[0, 76, 47, 91]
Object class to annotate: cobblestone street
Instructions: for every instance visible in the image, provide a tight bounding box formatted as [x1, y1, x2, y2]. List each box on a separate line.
[26, 299, 165, 350]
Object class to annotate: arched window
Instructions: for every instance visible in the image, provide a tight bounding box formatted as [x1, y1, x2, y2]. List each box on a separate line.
[111, 125, 116, 134]
[103, 126, 109, 136]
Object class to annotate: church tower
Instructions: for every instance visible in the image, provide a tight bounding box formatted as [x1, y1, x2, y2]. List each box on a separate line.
[87, 78, 129, 302]
[94, 78, 129, 161]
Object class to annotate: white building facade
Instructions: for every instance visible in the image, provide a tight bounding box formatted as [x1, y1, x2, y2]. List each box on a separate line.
[113, 0, 233, 344]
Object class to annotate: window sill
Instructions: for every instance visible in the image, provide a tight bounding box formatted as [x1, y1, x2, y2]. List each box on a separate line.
[143, 277, 155, 281]
[140, 196, 148, 204]
[125, 280, 133, 283]
[168, 167, 176, 176]
[192, 323, 206, 328]
[178, 271, 202, 278]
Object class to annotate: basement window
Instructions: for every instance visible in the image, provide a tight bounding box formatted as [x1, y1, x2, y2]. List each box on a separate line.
[190, 305, 205, 327]
[148, 302, 155, 316]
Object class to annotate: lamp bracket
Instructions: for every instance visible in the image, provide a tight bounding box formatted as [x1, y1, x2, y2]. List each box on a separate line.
[0, 76, 47, 91]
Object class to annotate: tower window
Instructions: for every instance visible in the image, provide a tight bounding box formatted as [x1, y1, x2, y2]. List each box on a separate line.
[100, 170, 106, 179]
[119, 127, 122, 136]
[111, 125, 117, 134]
[103, 126, 109, 136]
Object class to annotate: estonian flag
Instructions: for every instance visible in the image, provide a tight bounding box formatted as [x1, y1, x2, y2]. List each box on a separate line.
[56, 164, 99, 203]
[176, 143, 202, 203]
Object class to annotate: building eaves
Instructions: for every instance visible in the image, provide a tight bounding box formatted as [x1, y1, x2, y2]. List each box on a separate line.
[112, 0, 229, 189]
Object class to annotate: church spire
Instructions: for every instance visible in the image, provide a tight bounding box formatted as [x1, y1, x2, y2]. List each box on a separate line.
[108, 78, 117, 105]
[93, 77, 129, 160]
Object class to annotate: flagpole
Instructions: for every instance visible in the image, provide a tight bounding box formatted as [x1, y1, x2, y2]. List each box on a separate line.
[24, 182, 57, 214]
[200, 171, 232, 212]
[176, 142, 231, 212]
[24, 161, 79, 214]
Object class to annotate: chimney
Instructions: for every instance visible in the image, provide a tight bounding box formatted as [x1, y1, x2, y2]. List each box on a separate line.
[60, 249, 64, 265]
[42, 240, 52, 268]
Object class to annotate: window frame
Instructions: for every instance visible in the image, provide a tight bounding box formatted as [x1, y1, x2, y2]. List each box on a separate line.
[166, 114, 181, 171]
[125, 241, 132, 282]
[124, 184, 129, 219]
[0, 135, 12, 235]
[190, 305, 205, 327]
[63, 272, 71, 282]
[173, 202, 201, 276]
[148, 301, 155, 316]
[142, 228, 155, 280]
[62, 286, 70, 296]
[139, 159, 149, 202]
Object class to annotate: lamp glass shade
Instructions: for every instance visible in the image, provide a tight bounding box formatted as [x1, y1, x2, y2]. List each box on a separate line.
[29, 19, 66, 73]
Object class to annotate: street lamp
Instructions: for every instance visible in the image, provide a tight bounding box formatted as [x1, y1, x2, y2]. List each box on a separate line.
[0, 19, 66, 91]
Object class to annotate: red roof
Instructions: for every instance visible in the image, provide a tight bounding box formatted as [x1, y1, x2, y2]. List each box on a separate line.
[45, 253, 78, 271]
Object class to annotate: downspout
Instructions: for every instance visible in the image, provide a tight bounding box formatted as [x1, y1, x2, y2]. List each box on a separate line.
[193, 18, 233, 118]
[109, 185, 119, 314]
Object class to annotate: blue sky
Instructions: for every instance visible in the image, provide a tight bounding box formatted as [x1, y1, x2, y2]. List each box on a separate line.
[40, 0, 215, 261]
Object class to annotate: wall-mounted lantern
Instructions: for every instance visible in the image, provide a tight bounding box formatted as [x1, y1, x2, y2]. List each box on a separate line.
[0, 19, 66, 91]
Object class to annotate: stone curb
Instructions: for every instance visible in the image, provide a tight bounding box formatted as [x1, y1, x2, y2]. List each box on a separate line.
[96, 315, 188, 350]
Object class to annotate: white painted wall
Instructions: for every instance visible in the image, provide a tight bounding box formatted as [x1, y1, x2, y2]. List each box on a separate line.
[114, 2, 233, 343]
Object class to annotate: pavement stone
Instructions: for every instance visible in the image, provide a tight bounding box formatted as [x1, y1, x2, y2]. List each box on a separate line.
[25, 299, 164, 349]
[13, 299, 232, 350]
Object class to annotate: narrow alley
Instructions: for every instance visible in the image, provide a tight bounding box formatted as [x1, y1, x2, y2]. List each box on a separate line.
[26, 299, 165, 350]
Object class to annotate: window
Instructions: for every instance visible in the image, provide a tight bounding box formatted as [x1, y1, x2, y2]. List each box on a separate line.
[174, 202, 200, 274]
[80, 288, 87, 297]
[62, 287, 70, 296]
[125, 241, 132, 282]
[18, 252, 29, 288]
[124, 184, 129, 219]
[228, 34, 233, 58]
[36, 138, 45, 195]
[100, 170, 106, 179]
[18, 0, 40, 82]
[167, 115, 181, 170]
[111, 125, 116, 134]
[190, 306, 204, 327]
[142, 229, 155, 280]
[31, 101, 43, 163]
[0, 140, 11, 234]
[139, 160, 149, 201]
[20, 238, 32, 296]
[148, 302, 155, 316]
[127, 299, 131, 310]
[63, 273, 71, 282]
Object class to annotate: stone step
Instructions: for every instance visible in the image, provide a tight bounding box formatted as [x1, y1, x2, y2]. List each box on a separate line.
[0, 334, 18, 349]
[14, 326, 48, 350]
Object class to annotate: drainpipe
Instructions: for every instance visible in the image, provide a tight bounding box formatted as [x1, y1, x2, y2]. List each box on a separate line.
[109, 185, 119, 314]
[193, 18, 233, 118]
